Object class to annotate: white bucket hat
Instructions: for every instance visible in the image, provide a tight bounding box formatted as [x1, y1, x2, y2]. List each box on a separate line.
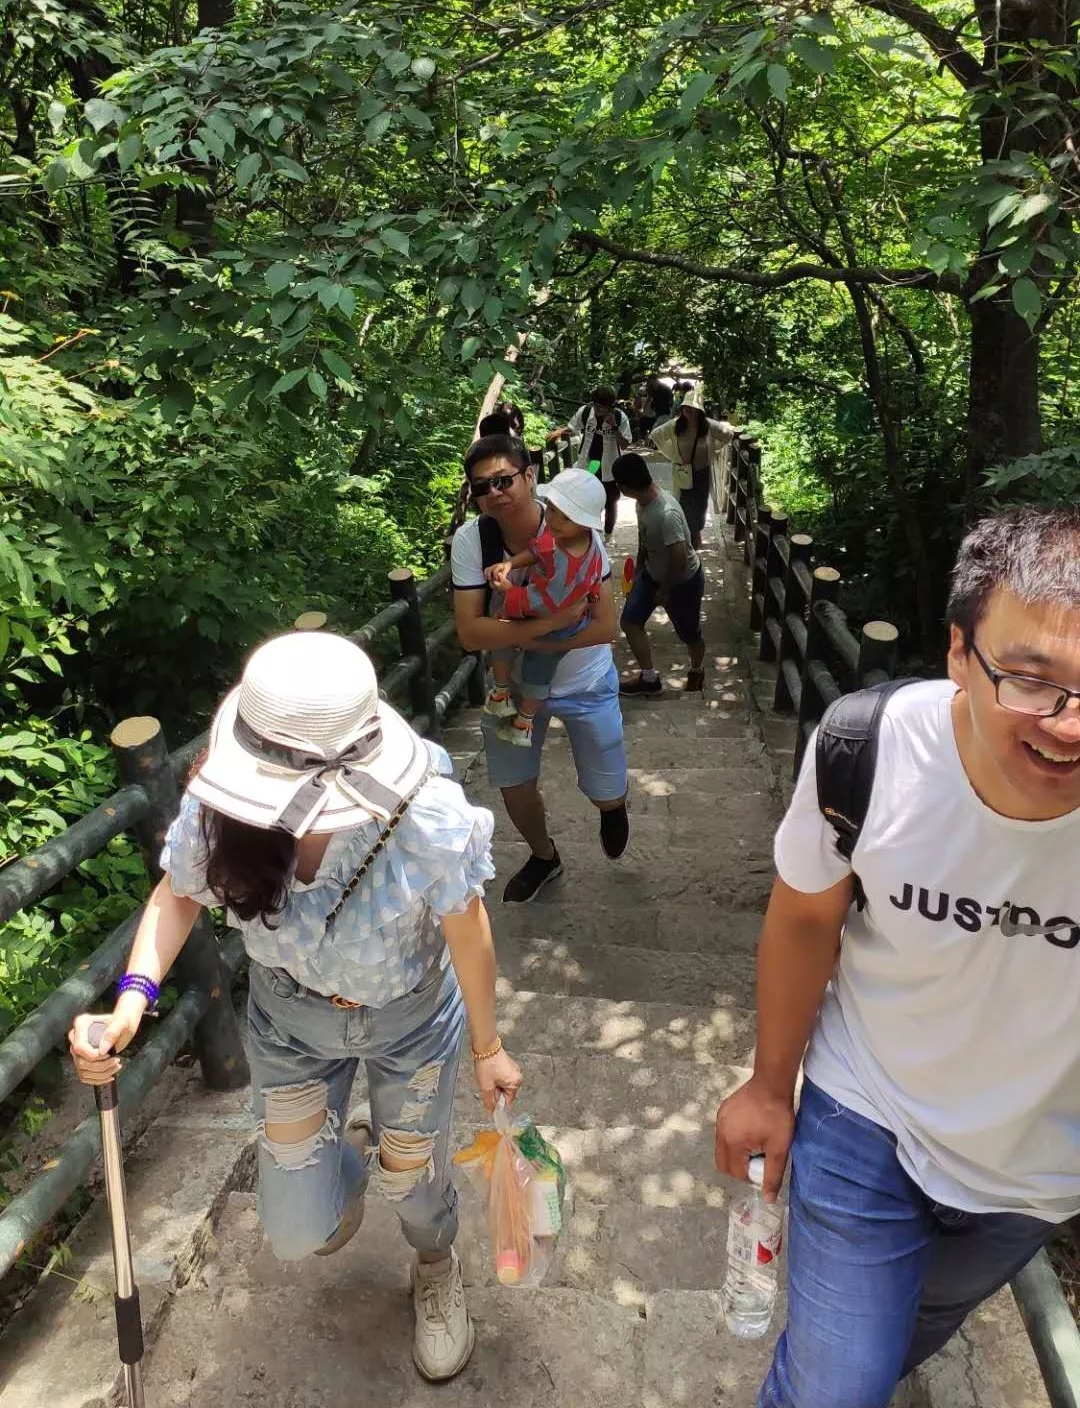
[188, 632, 429, 836]
[537, 468, 607, 531]
[681, 383, 707, 415]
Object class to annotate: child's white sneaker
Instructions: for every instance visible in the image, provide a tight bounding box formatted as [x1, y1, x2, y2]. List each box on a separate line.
[484, 688, 517, 719]
[507, 717, 534, 748]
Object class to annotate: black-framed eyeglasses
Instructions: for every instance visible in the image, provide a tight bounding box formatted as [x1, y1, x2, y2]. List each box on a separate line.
[971, 641, 1080, 718]
[470, 470, 526, 499]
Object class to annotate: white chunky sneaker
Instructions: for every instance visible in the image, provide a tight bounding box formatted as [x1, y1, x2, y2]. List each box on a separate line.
[411, 1249, 475, 1381]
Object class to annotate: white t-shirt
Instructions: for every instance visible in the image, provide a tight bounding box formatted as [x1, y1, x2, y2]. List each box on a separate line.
[777, 677, 1080, 1222]
[450, 512, 613, 698]
[569, 406, 632, 482]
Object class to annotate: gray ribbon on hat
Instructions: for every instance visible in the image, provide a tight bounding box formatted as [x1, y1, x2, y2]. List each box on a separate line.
[233, 713, 410, 835]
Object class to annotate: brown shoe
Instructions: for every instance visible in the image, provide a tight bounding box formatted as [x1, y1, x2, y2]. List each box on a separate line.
[685, 669, 705, 692]
[315, 1112, 372, 1256]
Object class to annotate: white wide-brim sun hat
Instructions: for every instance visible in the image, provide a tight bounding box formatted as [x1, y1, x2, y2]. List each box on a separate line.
[188, 632, 429, 836]
[536, 467, 607, 531]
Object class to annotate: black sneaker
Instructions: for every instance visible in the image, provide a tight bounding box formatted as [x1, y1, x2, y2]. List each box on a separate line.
[599, 804, 629, 859]
[619, 674, 662, 697]
[502, 846, 563, 903]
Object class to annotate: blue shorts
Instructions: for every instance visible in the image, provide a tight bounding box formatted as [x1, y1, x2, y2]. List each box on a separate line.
[621, 567, 704, 645]
[481, 660, 627, 802]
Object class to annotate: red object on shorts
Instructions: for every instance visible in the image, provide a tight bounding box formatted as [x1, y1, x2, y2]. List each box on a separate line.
[622, 557, 634, 596]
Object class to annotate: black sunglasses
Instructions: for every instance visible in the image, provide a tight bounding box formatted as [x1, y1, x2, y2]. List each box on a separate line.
[470, 469, 526, 499]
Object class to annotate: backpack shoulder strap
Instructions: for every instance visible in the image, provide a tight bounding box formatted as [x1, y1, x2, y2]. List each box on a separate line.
[478, 515, 505, 611]
[478, 513, 505, 571]
[815, 677, 919, 862]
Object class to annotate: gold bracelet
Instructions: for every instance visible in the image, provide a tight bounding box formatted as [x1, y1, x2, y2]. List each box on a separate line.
[472, 1035, 502, 1062]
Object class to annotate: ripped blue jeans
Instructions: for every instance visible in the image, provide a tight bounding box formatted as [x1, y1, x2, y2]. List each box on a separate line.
[246, 958, 465, 1260]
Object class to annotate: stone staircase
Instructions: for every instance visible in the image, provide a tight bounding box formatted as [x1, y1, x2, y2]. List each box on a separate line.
[0, 461, 1051, 1408]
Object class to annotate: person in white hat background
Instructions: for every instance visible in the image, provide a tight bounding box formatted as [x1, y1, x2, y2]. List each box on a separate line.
[69, 631, 521, 1383]
[649, 384, 736, 550]
[483, 468, 609, 749]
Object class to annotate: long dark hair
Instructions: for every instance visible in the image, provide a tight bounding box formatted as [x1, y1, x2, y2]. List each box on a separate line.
[189, 752, 295, 924]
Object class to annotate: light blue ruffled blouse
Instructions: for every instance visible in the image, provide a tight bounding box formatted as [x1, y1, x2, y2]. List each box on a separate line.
[160, 741, 495, 1008]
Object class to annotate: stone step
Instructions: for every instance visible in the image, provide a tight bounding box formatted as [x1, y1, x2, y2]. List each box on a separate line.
[460, 733, 771, 774]
[489, 987, 757, 1066]
[487, 815, 774, 876]
[143, 1225, 647, 1407]
[487, 845, 774, 911]
[203, 1182, 748, 1309]
[470, 773, 774, 822]
[474, 783, 776, 840]
[449, 1047, 751, 1132]
[492, 901, 762, 955]
[493, 934, 755, 1010]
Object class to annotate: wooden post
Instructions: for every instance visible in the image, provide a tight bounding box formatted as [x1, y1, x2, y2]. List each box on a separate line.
[293, 611, 327, 631]
[726, 438, 741, 525]
[758, 513, 789, 663]
[858, 620, 900, 684]
[796, 566, 841, 758]
[110, 718, 249, 1092]
[750, 506, 773, 632]
[388, 568, 439, 741]
[774, 534, 813, 712]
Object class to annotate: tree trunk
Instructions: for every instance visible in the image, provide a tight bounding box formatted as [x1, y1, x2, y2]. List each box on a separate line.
[964, 286, 1042, 500]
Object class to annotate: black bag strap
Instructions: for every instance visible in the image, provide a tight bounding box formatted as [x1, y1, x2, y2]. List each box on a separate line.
[324, 768, 432, 930]
[816, 677, 920, 875]
[478, 514, 505, 613]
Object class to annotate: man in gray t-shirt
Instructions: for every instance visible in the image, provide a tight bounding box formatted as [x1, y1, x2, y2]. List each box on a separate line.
[611, 453, 706, 696]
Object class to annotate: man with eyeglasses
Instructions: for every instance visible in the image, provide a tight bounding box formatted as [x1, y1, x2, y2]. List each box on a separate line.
[715, 505, 1080, 1407]
[451, 435, 629, 903]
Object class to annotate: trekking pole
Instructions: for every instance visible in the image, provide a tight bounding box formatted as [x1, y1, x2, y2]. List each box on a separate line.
[87, 1020, 147, 1408]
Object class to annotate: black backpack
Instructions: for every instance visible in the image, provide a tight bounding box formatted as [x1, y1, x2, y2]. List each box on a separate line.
[816, 677, 919, 907]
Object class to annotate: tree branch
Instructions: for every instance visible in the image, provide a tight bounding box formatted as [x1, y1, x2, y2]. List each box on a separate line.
[571, 231, 962, 293]
[858, 0, 985, 89]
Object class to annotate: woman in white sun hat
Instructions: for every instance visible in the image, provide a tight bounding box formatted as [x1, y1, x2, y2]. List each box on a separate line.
[649, 383, 736, 550]
[69, 630, 521, 1383]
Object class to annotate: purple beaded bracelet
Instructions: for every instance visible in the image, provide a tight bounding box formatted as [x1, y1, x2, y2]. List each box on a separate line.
[117, 973, 160, 1005]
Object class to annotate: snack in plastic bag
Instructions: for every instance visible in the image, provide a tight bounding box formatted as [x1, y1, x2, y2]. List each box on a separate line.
[453, 1096, 566, 1287]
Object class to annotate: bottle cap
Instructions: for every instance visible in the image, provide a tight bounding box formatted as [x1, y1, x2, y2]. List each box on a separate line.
[747, 1155, 766, 1189]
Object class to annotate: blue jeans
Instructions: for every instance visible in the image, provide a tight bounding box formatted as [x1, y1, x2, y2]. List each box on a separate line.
[760, 1079, 1054, 1408]
[246, 958, 465, 1261]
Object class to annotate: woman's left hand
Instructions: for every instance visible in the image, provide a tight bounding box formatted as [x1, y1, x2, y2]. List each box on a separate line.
[474, 1046, 523, 1113]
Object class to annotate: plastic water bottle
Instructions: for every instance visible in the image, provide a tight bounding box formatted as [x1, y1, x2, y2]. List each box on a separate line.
[721, 1154, 784, 1338]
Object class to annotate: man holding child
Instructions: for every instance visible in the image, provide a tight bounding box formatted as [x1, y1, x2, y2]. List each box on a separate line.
[451, 435, 630, 903]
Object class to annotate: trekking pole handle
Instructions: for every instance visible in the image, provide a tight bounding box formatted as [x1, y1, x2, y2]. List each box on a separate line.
[88, 1020, 119, 1113]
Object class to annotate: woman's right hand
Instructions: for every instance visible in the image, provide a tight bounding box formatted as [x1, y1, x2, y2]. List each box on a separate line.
[68, 996, 145, 1086]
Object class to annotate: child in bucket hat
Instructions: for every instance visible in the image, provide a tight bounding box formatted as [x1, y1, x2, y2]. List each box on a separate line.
[483, 468, 607, 746]
[70, 631, 523, 1383]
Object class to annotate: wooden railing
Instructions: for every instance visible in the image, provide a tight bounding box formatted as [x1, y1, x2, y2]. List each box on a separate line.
[714, 434, 899, 772]
[0, 564, 481, 1283]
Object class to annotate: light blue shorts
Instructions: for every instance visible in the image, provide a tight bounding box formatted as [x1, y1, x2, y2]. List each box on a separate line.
[481, 660, 628, 802]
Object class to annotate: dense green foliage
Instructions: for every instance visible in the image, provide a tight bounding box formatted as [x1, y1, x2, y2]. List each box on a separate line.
[3, 0, 1080, 1034]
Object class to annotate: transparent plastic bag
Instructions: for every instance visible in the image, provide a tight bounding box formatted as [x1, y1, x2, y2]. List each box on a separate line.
[453, 1097, 566, 1287]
